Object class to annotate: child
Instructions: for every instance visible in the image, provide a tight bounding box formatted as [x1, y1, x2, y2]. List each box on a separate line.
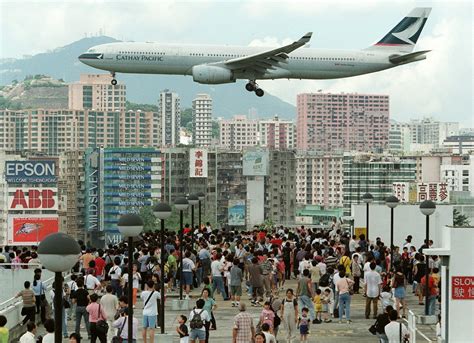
[320, 289, 333, 323]
[297, 307, 310, 341]
[312, 289, 323, 323]
[380, 285, 393, 311]
[260, 301, 275, 333]
[176, 315, 189, 343]
[0, 315, 9, 343]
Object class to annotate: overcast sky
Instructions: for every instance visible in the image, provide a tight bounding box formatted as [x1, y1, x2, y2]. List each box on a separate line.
[1, 0, 472, 127]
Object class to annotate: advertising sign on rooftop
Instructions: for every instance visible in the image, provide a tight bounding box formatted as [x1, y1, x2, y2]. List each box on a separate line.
[5, 161, 57, 183]
[190, 148, 208, 178]
[228, 200, 246, 226]
[243, 150, 269, 176]
[7, 215, 59, 246]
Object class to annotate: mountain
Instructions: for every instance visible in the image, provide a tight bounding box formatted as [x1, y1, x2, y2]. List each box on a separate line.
[0, 36, 296, 119]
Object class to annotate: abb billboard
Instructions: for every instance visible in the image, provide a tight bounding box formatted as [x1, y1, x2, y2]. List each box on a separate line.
[8, 188, 58, 210]
[7, 215, 59, 245]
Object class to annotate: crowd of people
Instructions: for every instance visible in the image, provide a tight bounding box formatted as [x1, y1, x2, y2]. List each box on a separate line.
[2, 217, 442, 343]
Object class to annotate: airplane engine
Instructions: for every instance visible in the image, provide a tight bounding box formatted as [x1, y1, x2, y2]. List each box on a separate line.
[192, 65, 235, 84]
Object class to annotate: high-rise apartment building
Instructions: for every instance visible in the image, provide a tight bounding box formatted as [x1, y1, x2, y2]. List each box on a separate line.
[0, 109, 160, 154]
[441, 154, 474, 194]
[443, 135, 474, 154]
[69, 74, 126, 111]
[389, 120, 411, 152]
[259, 115, 295, 150]
[159, 90, 180, 147]
[219, 115, 259, 150]
[342, 153, 416, 215]
[192, 94, 212, 146]
[296, 153, 343, 207]
[409, 117, 459, 147]
[297, 92, 389, 152]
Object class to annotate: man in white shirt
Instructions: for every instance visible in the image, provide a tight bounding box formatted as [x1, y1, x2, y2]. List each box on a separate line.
[141, 280, 160, 343]
[189, 299, 211, 343]
[100, 285, 119, 343]
[182, 251, 196, 299]
[19, 322, 36, 343]
[384, 309, 409, 343]
[84, 271, 101, 293]
[364, 262, 382, 319]
[316, 260, 327, 276]
[108, 258, 123, 297]
[211, 254, 228, 300]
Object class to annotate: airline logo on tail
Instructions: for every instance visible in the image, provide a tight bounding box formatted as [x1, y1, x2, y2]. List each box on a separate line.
[376, 8, 431, 46]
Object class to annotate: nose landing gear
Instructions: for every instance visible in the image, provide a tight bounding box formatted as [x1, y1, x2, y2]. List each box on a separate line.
[110, 72, 117, 86]
[245, 80, 265, 97]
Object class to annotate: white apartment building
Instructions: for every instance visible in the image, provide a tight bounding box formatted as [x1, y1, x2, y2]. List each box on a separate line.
[443, 135, 474, 154]
[259, 115, 295, 150]
[441, 155, 474, 194]
[296, 153, 344, 208]
[69, 74, 126, 111]
[389, 120, 411, 152]
[219, 115, 258, 150]
[409, 117, 459, 147]
[192, 94, 212, 146]
[159, 90, 180, 147]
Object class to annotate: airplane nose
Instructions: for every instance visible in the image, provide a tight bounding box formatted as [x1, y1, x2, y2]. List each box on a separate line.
[78, 52, 104, 60]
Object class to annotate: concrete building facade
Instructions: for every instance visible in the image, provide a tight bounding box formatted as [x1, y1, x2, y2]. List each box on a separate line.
[192, 94, 212, 146]
[219, 115, 259, 150]
[259, 116, 295, 150]
[409, 117, 459, 147]
[442, 135, 474, 154]
[297, 92, 389, 152]
[296, 153, 343, 208]
[69, 74, 126, 112]
[159, 90, 180, 147]
[440, 154, 474, 194]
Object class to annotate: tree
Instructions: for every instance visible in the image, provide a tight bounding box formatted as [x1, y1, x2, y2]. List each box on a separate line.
[139, 206, 158, 231]
[125, 101, 158, 112]
[181, 108, 193, 128]
[453, 209, 470, 227]
[212, 120, 219, 139]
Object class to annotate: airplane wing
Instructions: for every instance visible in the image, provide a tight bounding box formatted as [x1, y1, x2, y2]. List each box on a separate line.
[224, 32, 312, 75]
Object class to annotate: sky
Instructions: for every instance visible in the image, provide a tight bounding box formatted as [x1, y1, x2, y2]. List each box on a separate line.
[0, 0, 472, 127]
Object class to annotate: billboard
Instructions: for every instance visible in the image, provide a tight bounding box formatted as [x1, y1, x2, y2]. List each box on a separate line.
[5, 161, 56, 183]
[8, 188, 58, 210]
[243, 150, 269, 176]
[417, 182, 450, 203]
[392, 183, 410, 202]
[8, 215, 59, 245]
[85, 149, 101, 231]
[228, 200, 246, 226]
[190, 148, 208, 178]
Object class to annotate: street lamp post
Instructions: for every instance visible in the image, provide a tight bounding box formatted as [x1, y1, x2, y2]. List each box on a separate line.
[117, 214, 144, 343]
[174, 198, 189, 301]
[385, 195, 399, 272]
[419, 200, 436, 316]
[188, 195, 199, 250]
[153, 203, 173, 334]
[362, 193, 373, 242]
[38, 233, 81, 343]
[197, 192, 205, 231]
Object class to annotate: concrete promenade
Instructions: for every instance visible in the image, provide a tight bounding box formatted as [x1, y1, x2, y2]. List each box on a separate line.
[27, 279, 438, 343]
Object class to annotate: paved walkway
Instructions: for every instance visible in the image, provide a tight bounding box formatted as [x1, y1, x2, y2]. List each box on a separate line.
[30, 280, 438, 342]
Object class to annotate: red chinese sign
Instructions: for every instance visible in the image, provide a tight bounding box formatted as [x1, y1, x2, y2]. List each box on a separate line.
[452, 276, 474, 300]
[189, 148, 208, 178]
[417, 182, 450, 203]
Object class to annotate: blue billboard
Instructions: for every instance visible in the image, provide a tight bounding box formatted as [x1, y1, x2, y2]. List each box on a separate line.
[5, 161, 57, 183]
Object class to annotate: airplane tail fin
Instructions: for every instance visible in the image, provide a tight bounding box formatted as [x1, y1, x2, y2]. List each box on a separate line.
[366, 8, 431, 53]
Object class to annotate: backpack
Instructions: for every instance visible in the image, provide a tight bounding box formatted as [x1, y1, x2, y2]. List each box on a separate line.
[190, 310, 204, 329]
[319, 273, 330, 287]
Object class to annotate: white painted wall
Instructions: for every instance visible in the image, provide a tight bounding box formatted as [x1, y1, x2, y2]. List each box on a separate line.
[247, 178, 264, 226]
[353, 204, 453, 248]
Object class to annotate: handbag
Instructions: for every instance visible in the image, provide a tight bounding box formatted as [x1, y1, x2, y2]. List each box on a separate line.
[346, 278, 354, 296]
[368, 319, 377, 335]
[96, 304, 109, 335]
[112, 317, 127, 343]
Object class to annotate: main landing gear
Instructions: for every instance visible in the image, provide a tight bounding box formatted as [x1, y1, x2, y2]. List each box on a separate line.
[245, 81, 264, 97]
[110, 72, 117, 86]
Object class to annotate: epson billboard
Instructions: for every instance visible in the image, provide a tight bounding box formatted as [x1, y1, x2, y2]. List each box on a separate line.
[5, 161, 57, 183]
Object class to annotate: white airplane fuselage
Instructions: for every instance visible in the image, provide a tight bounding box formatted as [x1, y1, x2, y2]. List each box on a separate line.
[79, 42, 398, 82]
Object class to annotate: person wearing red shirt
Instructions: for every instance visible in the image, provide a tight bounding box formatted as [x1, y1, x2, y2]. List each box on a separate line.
[95, 251, 106, 282]
[270, 234, 283, 247]
[257, 230, 266, 242]
[420, 273, 438, 316]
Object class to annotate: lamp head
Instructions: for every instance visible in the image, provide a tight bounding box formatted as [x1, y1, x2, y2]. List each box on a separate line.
[38, 233, 81, 272]
[153, 203, 172, 220]
[174, 197, 189, 211]
[117, 213, 144, 237]
[385, 195, 399, 209]
[419, 200, 436, 216]
[196, 192, 205, 201]
[361, 192, 373, 204]
[188, 194, 199, 206]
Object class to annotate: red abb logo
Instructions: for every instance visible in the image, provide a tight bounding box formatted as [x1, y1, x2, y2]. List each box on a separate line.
[10, 189, 56, 209]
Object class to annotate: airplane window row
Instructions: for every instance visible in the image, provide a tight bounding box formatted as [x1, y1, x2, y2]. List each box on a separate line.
[118, 51, 165, 55]
[292, 57, 356, 61]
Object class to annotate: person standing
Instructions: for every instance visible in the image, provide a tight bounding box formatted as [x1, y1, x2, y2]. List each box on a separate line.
[16, 281, 36, 325]
[232, 303, 255, 343]
[280, 289, 298, 342]
[100, 285, 119, 343]
[112, 307, 138, 343]
[86, 293, 107, 343]
[296, 269, 316, 324]
[374, 305, 393, 343]
[230, 258, 243, 307]
[19, 321, 37, 343]
[0, 315, 9, 343]
[420, 271, 438, 316]
[351, 254, 362, 294]
[141, 280, 160, 343]
[122, 264, 141, 307]
[189, 299, 211, 343]
[384, 309, 409, 343]
[392, 267, 408, 318]
[210, 253, 228, 301]
[364, 262, 382, 319]
[336, 270, 354, 323]
[248, 257, 264, 306]
[108, 257, 123, 297]
[42, 319, 55, 343]
[71, 279, 91, 340]
[182, 251, 196, 300]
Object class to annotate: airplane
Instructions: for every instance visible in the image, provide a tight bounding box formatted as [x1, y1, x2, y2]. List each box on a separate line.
[79, 7, 431, 97]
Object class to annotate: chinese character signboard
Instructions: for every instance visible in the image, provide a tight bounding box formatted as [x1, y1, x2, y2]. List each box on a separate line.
[417, 182, 450, 203]
[243, 150, 269, 176]
[190, 148, 208, 178]
[392, 183, 410, 202]
[5, 161, 57, 183]
[228, 200, 246, 226]
[452, 276, 474, 300]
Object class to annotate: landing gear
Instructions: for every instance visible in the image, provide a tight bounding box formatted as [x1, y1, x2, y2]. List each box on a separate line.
[110, 72, 117, 86]
[245, 80, 265, 97]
